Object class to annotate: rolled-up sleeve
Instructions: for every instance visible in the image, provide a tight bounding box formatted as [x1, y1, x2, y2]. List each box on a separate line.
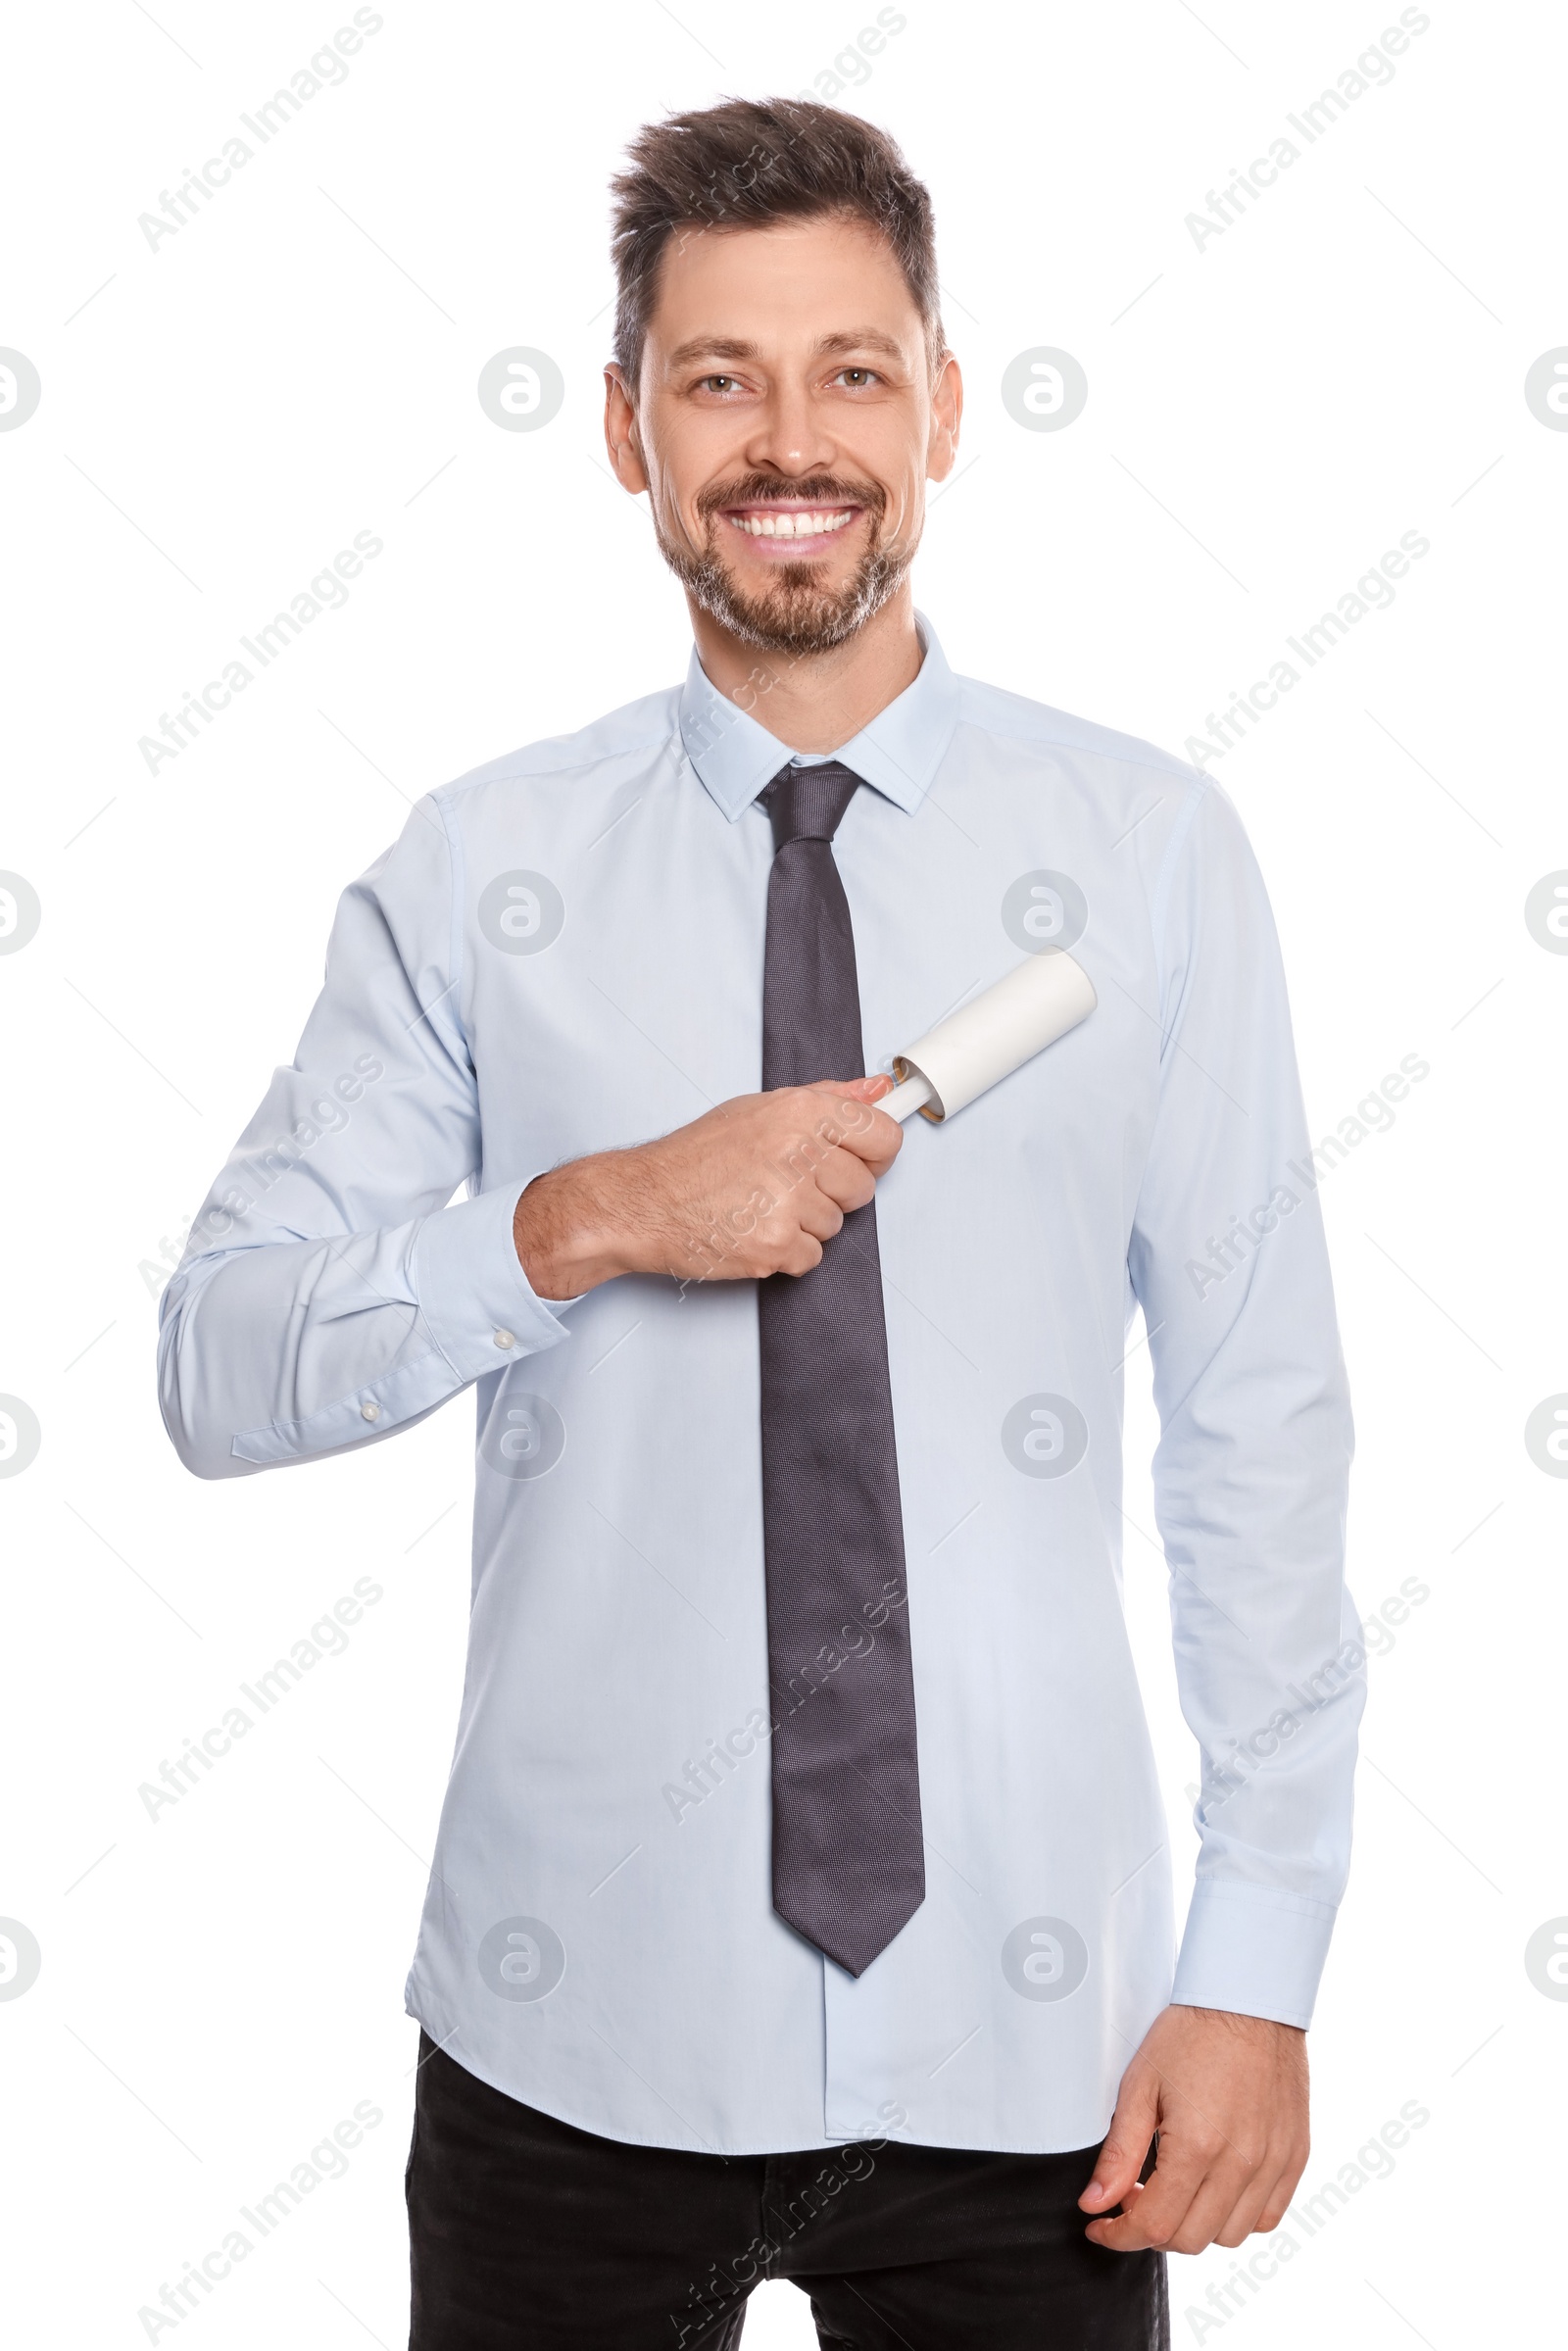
[158, 792, 572, 1480]
[1128, 778, 1359, 2030]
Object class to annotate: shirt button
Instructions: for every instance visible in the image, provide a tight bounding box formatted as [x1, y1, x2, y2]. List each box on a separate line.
[493, 1329, 515, 1350]
[361, 1401, 381, 1422]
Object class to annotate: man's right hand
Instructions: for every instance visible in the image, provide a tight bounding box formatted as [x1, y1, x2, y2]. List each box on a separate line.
[512, 1075, 903, 1299]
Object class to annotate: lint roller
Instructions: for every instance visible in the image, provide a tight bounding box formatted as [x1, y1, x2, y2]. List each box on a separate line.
[881, 950, 1096, 1123]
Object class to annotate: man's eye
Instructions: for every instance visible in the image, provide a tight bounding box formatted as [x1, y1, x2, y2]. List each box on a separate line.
[700, 375, 741, 393]
[835, 368, 879, 387]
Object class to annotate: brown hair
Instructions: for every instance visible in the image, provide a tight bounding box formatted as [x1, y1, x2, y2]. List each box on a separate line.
[609, 98, 944, 388]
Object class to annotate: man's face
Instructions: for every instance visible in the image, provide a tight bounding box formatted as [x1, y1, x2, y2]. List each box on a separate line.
[606, 214, 960, 656]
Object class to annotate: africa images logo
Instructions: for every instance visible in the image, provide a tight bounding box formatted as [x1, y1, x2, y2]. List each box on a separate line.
[1002, 1917, 1090, 2001]
[477, 1917, 566, 2002]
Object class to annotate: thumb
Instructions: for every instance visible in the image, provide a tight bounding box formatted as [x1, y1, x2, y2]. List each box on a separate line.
[806, 1074, 892, 1101]
[1079, 2064, 1160, 2213]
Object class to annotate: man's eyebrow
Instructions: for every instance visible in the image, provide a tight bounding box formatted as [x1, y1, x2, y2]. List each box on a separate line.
[664, 336, 762, 369]
[813, 329, 909, 364]
[662, 328, 913, 370]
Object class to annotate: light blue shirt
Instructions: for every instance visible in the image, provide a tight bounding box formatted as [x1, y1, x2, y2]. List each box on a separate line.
[159, 617, 1359, 2156]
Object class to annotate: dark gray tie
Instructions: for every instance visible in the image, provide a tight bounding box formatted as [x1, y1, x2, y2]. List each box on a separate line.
[758, 759, 925, 1977]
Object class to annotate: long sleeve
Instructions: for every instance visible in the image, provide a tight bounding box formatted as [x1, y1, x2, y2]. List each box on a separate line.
[158, 793, 573, 1480]
[1128, 778, 1359, 2030]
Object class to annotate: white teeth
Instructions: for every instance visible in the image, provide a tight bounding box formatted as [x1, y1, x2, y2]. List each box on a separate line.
[730, 509, 853, 538]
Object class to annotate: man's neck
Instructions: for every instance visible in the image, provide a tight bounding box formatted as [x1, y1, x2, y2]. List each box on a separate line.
[688, 585, 923, 755]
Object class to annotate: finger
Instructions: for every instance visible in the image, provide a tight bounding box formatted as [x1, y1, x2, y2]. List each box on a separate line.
[832, 1107, 903, 1172]
[1211, 2176, 1281, 2250]
[793, 1190, 845, 1245]
[812, 1149, 879, 1214]
[1085, 2178, 1198, 2252]
[1084, 2132, 1210, 2251]
[853, 1105, 904, 1173]
[1080, 2070, 1159, 2217]
[777, 1232, 824, 1277]
[1158, 2158, 1263, 2256]
[1213, 2147, 1301, 2249]
[1255, 2141, 1309, 2234]
[799, 1082, 904, 1171]
[805, 1074, 892, 1101]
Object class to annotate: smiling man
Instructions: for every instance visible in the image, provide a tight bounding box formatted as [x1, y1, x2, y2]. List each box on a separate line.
[160, 97, 1359, 2351]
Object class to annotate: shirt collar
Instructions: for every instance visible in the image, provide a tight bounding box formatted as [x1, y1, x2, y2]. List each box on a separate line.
[678, 612, 960, 822]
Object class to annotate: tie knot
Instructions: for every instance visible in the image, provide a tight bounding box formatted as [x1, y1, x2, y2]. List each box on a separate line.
[762, 760, 861, 854]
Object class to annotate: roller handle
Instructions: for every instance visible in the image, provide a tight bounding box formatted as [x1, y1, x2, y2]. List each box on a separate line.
[881, 1071, 936, 1123]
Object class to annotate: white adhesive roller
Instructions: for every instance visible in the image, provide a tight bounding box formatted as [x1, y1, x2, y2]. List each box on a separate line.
[882, 949, 1097, 1123]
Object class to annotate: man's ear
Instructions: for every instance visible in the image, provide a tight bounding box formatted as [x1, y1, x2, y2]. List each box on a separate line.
[927, 351, 962, 485]
[604, 365, 650, 494]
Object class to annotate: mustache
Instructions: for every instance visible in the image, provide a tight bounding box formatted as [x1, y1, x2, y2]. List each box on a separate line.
[696, 473, 888, 523]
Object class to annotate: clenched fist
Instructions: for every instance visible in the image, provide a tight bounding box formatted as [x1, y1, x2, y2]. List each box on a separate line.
[513, 1075, 902, 1298]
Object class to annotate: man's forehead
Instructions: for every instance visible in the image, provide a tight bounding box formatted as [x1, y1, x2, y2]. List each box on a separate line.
[648, 216, 917, 335]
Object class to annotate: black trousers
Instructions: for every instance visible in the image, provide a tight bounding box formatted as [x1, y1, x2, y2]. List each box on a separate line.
[407, 2033, 1167, 2350]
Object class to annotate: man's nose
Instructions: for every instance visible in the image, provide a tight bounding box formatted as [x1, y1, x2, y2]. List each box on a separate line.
[741, 381, 838, 478]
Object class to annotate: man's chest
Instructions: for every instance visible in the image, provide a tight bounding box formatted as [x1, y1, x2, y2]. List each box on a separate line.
[455, 762, 1162, 1200]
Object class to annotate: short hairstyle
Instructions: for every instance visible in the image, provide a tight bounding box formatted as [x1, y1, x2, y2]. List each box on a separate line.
[609, 98, 944, 388]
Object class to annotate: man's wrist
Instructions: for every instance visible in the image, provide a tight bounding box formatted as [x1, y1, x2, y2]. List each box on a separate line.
[514, 1160, 635, 1298]
[1164, 2002, 1304, 2039]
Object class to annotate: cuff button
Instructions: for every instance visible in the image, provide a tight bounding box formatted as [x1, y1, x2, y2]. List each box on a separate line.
[493, 1329, 515, 1349]
[361, 1400, 381, 1422]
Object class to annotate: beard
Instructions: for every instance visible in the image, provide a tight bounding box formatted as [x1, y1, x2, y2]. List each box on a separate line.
[653, 472, 915, 656]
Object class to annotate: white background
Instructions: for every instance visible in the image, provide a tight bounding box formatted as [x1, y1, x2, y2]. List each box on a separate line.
[2, 2, 1564, 2344]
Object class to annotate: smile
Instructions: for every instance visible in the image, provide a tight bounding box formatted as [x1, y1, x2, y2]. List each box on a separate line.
[722, 507, 858, 541]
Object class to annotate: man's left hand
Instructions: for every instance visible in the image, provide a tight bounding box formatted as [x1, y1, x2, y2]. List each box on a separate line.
[1078, 2005, 1308, 2254]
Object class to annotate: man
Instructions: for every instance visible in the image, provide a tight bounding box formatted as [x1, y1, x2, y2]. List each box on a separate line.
[160, 97, 1359, 2351]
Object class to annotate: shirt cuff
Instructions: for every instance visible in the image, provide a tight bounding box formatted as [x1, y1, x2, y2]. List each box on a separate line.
[413, 1178, 577, 1382]
[1170, 1880, 1339, 2031]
